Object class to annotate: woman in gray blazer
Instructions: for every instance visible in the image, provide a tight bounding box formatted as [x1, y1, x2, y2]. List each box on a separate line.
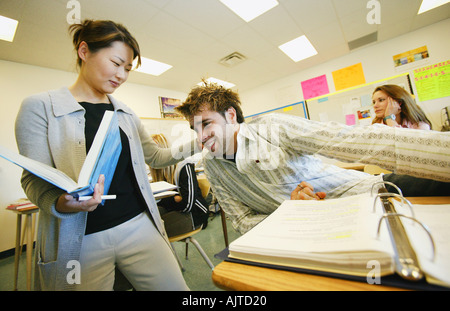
[15, 20, 196, 291]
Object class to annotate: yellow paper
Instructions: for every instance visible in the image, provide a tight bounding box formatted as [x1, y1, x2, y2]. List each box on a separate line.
[332, 63, 366, 91]
[414, 60, 450, 101]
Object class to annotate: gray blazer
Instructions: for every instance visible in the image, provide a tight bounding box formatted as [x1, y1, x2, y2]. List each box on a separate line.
[15, 87, 194, 290]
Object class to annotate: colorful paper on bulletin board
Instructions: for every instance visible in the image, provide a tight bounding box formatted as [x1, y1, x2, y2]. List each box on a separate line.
[360, 94, 372, 107]
[393, 46, 429, 67]
[413, 60, 450, 101]
[301, 74, 329, 100]
[345, 114, 356, 125]
[332, 63, 366, 91]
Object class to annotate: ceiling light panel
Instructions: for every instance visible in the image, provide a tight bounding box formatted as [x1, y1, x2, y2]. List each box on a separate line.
[219, 0, 279, 22]
[0, 15, 18, 42]
[278, 35, 318, 62]
[133, 57, 172, 76]
[418, 0, 450, 14]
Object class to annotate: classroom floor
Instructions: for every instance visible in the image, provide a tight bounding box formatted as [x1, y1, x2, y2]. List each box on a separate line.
[0, 211, 240, 291]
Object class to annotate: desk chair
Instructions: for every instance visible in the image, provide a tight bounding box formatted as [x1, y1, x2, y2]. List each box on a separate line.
[157, 175, 214, 271]
[167, 175, 231, 272]
[169, 225, 214, 271]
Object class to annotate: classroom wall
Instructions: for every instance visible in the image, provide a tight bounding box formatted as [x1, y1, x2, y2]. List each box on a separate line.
[240, 19, 450, 130]
[1, 19, 448, 253]
[0, 59, 187, 253]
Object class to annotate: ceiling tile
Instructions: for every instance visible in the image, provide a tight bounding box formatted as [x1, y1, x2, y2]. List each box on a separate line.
[247, 5, 303, 46]
[306, 21, 346, 51]
[161, 0, 245, 38]
[332, 0, 369, 18]
[141, 0, 173, 9]
[337, 7, 379, 41]
[282, 0, 338, 33]
[142, 10, 216, 54]
[0, 0, 26, 21]
[79, 0, 159, 33]
[220, 24, 274, 58]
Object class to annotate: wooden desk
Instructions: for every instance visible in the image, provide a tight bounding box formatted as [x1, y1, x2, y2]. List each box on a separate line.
[212, 261, 405, 291]
[335, 161, 366, 171]
[212, 197, 450, 291]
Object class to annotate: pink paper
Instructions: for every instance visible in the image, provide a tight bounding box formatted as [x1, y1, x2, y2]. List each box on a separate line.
[301, 75, 329, 100]
[345, 114, 356, 125]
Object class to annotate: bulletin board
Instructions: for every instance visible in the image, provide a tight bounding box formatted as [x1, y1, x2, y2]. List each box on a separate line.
[245, 101, 307, 122]
[305, 73, 412, 125]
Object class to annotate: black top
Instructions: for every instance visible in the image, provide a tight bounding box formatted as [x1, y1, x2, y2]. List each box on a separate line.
[79, 102, 146, 235]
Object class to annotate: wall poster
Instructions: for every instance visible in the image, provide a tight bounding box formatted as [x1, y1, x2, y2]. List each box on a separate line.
[393, 46, 429, 68]
[159, 96, 183, 119]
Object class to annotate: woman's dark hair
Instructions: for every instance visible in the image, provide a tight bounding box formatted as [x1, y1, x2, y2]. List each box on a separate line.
[69, 19, 141, 69]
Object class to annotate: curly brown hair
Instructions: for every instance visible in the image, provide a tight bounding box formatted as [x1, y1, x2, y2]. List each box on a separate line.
[176, 79, 245, 123]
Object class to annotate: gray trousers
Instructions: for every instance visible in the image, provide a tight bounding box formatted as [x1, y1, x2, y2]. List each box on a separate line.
[75, 212, 189, 291]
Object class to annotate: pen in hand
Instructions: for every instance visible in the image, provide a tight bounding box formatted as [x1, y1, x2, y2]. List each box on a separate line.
[78, 195, 117, 201]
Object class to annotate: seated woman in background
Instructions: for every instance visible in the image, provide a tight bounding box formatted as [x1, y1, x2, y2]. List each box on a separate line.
[372, 84, 432, 130]
[150, 134, 209, 237]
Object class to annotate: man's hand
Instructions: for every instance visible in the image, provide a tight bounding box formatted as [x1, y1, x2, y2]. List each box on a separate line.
[290, 181, 326, 200]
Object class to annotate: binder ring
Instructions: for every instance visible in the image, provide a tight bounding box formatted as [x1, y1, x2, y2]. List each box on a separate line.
[376, 213, 436, 262]
[371, 181, 403, 197]
[372, 193, 415, 219]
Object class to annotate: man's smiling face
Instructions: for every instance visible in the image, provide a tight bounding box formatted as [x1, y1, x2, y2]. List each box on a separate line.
[190, 106, 239, 157]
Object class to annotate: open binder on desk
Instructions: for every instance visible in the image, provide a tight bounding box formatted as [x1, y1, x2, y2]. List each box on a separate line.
[224, 182, 450, 290]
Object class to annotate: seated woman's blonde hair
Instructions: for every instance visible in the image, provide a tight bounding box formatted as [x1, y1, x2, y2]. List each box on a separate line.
[150, 134, 175, 184]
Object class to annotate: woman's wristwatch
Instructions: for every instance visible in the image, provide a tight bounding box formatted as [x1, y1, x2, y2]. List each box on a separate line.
[383, 114, 396, 121]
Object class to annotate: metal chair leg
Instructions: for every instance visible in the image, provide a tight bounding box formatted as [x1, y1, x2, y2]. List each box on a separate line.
[189, 237, 214, 270]
[170, 242, 185, 272]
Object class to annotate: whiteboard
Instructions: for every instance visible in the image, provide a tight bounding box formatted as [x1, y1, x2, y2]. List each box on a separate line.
[306, 73, 412, 126]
